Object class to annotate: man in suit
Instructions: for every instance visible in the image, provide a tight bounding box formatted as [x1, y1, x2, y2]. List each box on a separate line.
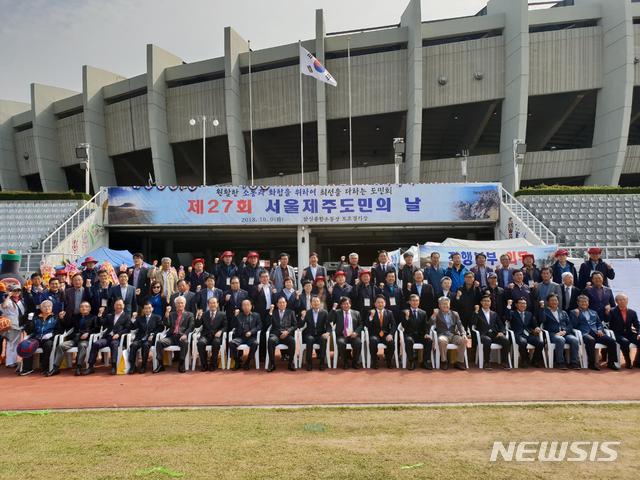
[63, 273, 91, 321]
[223, 276, 249, 323]
[301, 252, 327, 283]
[473, 296, 511, 370]
[507, 298, 544, 368]
[351, 270, 381, 319]
[153, 296, 194, 373]
[195, 275, 224, 312]
[109, 271, 138, 316]
[341, 252, 361, 287]
[373, 250, 396, 287]
[540, 294, 580, 370]
[196, 296, 227, 371]
[608, 293, 640, 368]
[382, 270, 404, 322]
[533, 267, 562, 310]
[169, 279, 197, 314]
[560, 272, 580, 313]
[439, 277, 455, 302]
[495, 254, 516, 289]
[398, 251, 418, 296]
[253, 271, 277, 362]
[239, 251, 265, 298]
[84, 299, 131, 375]
[49, 301, 98, 376]
[331, 296, 363, 369]
[407, 270, 436, 316]
[454, 271, 482, 329]
[577, 247, 615, 289]
[431, 296, 467, 370]
[148, 257, 179, 302]
[583, 271, 616, 320]
[269, 252, 297, 292]
[366, 295, 396, 369]
[89, 269, 112, 315]
[570, 294, 619, 371]
[228, 298, 261, 370]
[470, 253, 493, 289]
[505, 270, 533, 312]
[424, 252, 447, 296]
[267, 296, 297, 371]
[299, 296, 330, 370]
[127, 301, 162, 374]
[187, 258, 210, 293]
[483, 273, 506, 320]
[401, 294, 433, 370]
[128, 253, 149, 296]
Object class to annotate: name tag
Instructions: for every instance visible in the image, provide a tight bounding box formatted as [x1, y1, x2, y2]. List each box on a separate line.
[248, 277, 255, 286]
[101, 299, 108, 307]
[389, 297, 396, 306]
[226, 278, 230, 286]
[364, 298, 371, 307]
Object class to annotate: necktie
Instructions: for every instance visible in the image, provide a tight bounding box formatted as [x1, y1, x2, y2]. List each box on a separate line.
[379, 311, 384, 337]
[413, 309, 417, 321]
[344, 312, 350, 337]
[174, 312, 183, 335]
[565, 287, 570, 310]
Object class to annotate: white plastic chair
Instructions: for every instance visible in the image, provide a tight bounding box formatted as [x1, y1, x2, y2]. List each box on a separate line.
[472, 325, 512, 369]
[505, 322, 547, 369]
[364, 326, 400, 369]
[573, 328, 620, 369]
[52, 328, 78, 370]
[151, 328, 193, 371]
[330, 324, 367, 369]
[541, 329, 574, 369]
[295, 325, 332, 369]
[397, 324, 436, 369]
[264, 325, 293, 370]
[433, 326, 469, 369]
[190, 326, 227, 370]
[225, 328, 261, 370]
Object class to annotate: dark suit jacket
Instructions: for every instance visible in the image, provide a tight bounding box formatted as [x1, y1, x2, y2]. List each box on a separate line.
[108, 285, 138, 316]
[252, 284, 277, 322]
[200, 310, 227, 340]
[482, 286, 506, 320]
[195, 288, 224, 311]
[72, 314, 99, 343]
[223, 289, 249, 320]
[269, 308, 297, 336]
[470, 265, 494, 287]
[407, 283, 436, 316]
[401, 308, 430, 338]
[301, 265, 327, 283]
[608, 307, 640, 340]
[63, 287, 91, 320]
[577, 260, 615, 289]
[99, 312, 132, 338]
[507, 309, 537, 337]
[89, 283, 112, 315]
[473, 309, 506, 338]
[300, 309, 329, 337]
[373, 263, 397, 286]
[560, 285, 581, 313]
[330, 309, 363, 338]
[163, 310, 194, 337]
[169, 290, 197, 314]
[365, 308, 396, 338]
[495, 267, 516, 289]
[540, 308, 572, 335]
[351, 283, 382, 314]
[128, 266, 149, 292]
[230, 312, 261, 339]
[132, 313, 163, 342]
[432, 310, 465, 337]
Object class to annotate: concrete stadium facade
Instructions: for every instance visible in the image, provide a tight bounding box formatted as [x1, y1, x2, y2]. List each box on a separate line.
[2, 0, 640, 194]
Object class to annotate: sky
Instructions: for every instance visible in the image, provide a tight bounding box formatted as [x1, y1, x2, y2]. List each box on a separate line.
[0, 0, 490, 104]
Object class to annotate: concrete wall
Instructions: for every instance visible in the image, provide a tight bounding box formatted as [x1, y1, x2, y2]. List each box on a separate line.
[0, 100, 29, 190]
[104, 95, 150, 156]
[56, 112, 85, 167]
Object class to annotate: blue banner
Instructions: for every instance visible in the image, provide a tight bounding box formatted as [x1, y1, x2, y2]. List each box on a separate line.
[107, 183, 500, 226]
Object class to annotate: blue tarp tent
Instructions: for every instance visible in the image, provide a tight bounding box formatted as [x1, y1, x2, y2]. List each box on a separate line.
[75, 247, 145, 268]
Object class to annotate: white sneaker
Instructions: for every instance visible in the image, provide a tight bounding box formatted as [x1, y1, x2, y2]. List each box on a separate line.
[19, 369, 34, 376]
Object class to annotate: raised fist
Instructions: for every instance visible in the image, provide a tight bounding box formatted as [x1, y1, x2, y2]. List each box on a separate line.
[474, 305, 480, 313]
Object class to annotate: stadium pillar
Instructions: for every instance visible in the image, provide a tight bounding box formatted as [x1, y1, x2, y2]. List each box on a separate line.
[487, 0, 529, 193]
[31, 83, 76, 192]
[297, 226, 310, 285]
[147, 44, 181, 186]
[224, 27, 249, 186]
[579, 0, 634, 186]
[315, 9, 329, 186]
[400, 0, 423, 184]
[83, 66, 124, 190]
[0, 100, 29, 190]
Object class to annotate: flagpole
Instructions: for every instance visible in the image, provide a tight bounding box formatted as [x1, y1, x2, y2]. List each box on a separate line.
[299, 40, 304, 186]
[248, 40, 254, 186]
[347, 36, 353, 186]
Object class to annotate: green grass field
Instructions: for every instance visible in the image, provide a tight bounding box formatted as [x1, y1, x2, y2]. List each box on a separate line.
[0, 404, 637, 479]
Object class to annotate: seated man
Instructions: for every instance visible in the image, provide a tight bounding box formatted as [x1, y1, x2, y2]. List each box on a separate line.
[228, 298, 261, 370]
[49, 301, 98, 376]
[128, 301, 162, 374]
[331, 296, 363, 369]
[196, 297, 227, 371]
[267, 296, 297, 372]
[299, 296, 330, 371]
[608, 293, 640, 368]
[507, 298, 544, 368]
[570, 294, 619, 371]
[431, 296, 467, 370]
[84, 299, 132, 375]
[153, 296, 194, 374]
[366, 295, 396, 369]
[472, 295, 511, 370]
[540, 293, 580, 370]
[401, 294, 433, 370]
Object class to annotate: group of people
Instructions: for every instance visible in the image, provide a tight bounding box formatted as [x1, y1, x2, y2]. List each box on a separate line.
[1, 245, 638, 376]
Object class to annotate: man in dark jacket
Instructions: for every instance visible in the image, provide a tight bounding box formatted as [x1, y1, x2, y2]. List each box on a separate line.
[577, 247, 615, 289]
[299, 296, 330, 370]
[153, 296, 194, 373]
[127, 301, 162, 374]
[267, 296, 297, 371]
[196, 297, 227, 371]
[239, 251, 265, 298]
[507, 298, 543, 367]
[228, 298, 261, 370]
[187, 258, 210, 293]
[608, 293, 640, 368]
[483, 273, 506, 320]
[366, 295, 396, 369]
[84, 299, 131, 375]
[473, 296, 510, 370]
[454, 271, 482, 329]
[49, 301, 98, 376]
[401, 294, 433, 370]
[551, 249, 577, 284]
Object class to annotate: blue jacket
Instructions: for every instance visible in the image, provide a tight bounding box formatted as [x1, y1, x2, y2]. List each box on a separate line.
[495, 267, 516, 289]
[570, 308, 604, 336]
[424, 265, 447, 295]
[26, 314, 58, 339]
[540, 308, 572, 335]
[583, 286, 615, 320]
[445, 265, 469, 293]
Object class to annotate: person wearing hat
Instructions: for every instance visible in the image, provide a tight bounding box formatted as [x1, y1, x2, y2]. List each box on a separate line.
[80, 256, 99, 287]
[127, 253, 149, 296]
[54, 266, 69, 289]
[1, 285, 26, 368]
[187, 258, 210, 294]
[551, 249, 577, 284]
[328, 270, 352, 310]
[301, 252, 327, 283]
[269, 252, 297, 292]
[214, 251, 238, 291]
[351, 270, 381, 319]
[398, 251, 418, 296]
[312, 276, 328, 310]
[577, 247, 615, 290]
[470, 253, 493, 290]
[473, 295, 511, 370]
[520, 253, 541, 286]
[239, 251, 265, 297]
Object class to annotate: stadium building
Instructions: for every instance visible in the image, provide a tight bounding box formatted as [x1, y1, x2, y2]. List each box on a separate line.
[1, 0, 640, 265]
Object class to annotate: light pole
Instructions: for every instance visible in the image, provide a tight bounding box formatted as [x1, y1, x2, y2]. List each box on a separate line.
[460, 147, 469, 183]
[189, 116, 219, 186]
[75, 143, 90, 195]
[393, 138, 405, 184]
[512, 139, 527, 191]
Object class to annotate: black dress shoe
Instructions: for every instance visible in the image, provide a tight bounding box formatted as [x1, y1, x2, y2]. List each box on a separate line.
[454, 362, 466, 370]
[353, 363, 361, 370]
[385, 359, 392, 369]
[608, 363, 620, 371]
[153, 365, 165, 374]
[209, 363, 217, 372]
[343, 362, 349, 370]
[127, 368, 136, 375]
[82, 366, 95, 376]
[555, 363, 568, 370]
[319, 363, 326, 371]
[200, 365, 208, 372]
[242, 362, 250, 370]
[267, 364, 276, 372]
[501, 363, 511, 370]
[372, 362, 379, 370]
[483, 364, 493, 371]
[288, 363, 296, 371]
[46, 367, 60, 377]
[408, 362, 416, 371]
[423, 362, 433, 371]
[306, 364, 312, 371]
[441, 360, 449, 370]
[74, 368, 81, 376]
[110, 366, 117, 375]
[179, 365, 186, 373]
[588, 363, 600, 371]
[138, 367, 146, 374]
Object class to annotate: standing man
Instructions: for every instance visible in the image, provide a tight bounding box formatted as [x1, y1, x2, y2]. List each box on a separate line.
[328, 270, 352, 311]
[483, 273, 506, 320]
[169, 279, 197, 314]
[495, 254, 516, 289]
[195, 275, 224, 312]
[89, 269, 112, 315]
[187, 258, 210, 293]
[63, 273, 90, 321]
[109, 271, 138, 316]
[351, 270, 381, 319]
[577, 247, 615, 289]
[382, 271, 404, 322]
[453, 271, 482, 330]
[270, 252, 297, 292]
[223, 277, 249, 323]
[401, 294, 433, 370]
[342, 253, 361, 287]
[149, 257, 179, 303]
[153, 296, 194, 374]
[424, 252, 446, 296]
[407, 270, 436, 316]
[331, 297, 363, 369]
[128, 253, 149, 296]
[239, 251, 264, 298]
[373, 250, 396, 287]
[80, 257, 99, 287]
[266, 296, 297, 372]
[398, 251, 418, 295]
[366, 295, 396, 369]
[299, 296, 330, 370]
[560, 272, 580, 313]
[583, 271, 616, 320]
[445, 253, 469, 292]
[470, 253, 493, 289]
[253, 270, 276, 362]
[215, 251, 238, 291]
[533, 267, 561, 309]
[301, 252, 327, 283]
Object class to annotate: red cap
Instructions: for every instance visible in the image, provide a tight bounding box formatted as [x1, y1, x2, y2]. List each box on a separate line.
[81, 256, 98, 266]
[333, 270, 346, 279]
[359, 269, 371, 278]
[555, 249, 569, 257]
[247, 251, 259, 259]
[191, 258, 205, 268]
[314, 275, 326, 283]
[221, 251, 234, 258]
[588, 247, 602, 255]
[522, 253, 535, 260]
